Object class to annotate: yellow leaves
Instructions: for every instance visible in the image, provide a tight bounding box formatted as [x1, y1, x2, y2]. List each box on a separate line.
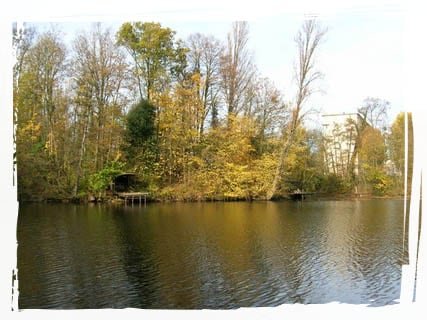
[190, 72, 201, 84]
[44, 131, 55, 155]
[359, 126, 386, 167]
[113, 151, 123, 162]
[389, 112, 413, 178]
[247, 154, 277, 198]
[171, 119, 279, 200]
[18, 118, 41, 142]
[207, 115, 257, 163]
[188, 155, 203, 169]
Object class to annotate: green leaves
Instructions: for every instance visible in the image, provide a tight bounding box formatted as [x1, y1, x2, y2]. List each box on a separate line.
[88, 161, 125, 194]
[117, 22, 188, 100]
[125, 99, 156, 147]
[364, 167, 393, 196]
[387, 112, 414, 195]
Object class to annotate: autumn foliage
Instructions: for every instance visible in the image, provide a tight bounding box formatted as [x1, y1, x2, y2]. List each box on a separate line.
[13, 22, 410, 201]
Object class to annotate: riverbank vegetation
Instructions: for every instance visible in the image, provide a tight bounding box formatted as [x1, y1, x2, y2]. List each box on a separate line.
[13, 21, 412, 202]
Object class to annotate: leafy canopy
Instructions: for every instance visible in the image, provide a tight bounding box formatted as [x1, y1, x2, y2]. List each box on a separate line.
[116, 22, 188, 100]
[125, 99, 156, 147]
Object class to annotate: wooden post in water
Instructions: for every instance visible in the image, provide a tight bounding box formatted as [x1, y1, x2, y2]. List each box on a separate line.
[117, 192, 148, 207]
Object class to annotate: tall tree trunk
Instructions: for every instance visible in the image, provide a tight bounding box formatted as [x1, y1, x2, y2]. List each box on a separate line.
[267, 127, 295, 200]
[94, 129, 100, 171]
[266, 20, 326, 200]
[267, 108, 300, 199]
[73, 114, 89, 197]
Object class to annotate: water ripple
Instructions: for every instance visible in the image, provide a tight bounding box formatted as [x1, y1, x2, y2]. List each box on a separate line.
[17, 200, 404, 308]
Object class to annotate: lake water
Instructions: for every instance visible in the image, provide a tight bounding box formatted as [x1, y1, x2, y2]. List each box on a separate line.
[17, 199, 405, 309]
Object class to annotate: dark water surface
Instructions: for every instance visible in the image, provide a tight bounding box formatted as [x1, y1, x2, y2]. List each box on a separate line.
[17, 200, 404, 309]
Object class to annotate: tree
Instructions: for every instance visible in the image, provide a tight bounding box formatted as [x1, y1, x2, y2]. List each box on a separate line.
[156, 77, 202, 186]
[13, 23, 35, 191]
[116, 22, 188, 102]
[71, 24, 128, 195]
[220, 22, 255, 122]
[359, 97, 390, 131]
[346, 97, 389, 182]
[190, 115, 259, 200]
[267, 19, 326, 200]
[358, 126, 390, 195]
[389, 112, 413, 194]
[13, 23, 36, 91]
[24, 30, 67, 156]
[125, 99, 156, 148]
[359, 126, 386, 169]
[121, 99, 159, 188]
[187, 33, 223, 133]
[14, 28, 70, 200]
[322, 119, 358, 177]
[250, 76, 287, 154]
[281, 127, 323, 192]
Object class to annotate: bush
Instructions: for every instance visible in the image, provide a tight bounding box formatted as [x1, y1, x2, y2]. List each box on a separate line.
[365, 168, 393, 196]
[88, 161, 125, 198]
[319, 174, 352, 194]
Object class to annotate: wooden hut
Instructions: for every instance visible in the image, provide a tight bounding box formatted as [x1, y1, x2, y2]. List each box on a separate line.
[111, 173, 148, 204]
[111, 173, 139, 193]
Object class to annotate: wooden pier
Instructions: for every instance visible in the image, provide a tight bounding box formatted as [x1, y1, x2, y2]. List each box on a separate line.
[288, 191, 314, 201]
[116, 192, 149, 206]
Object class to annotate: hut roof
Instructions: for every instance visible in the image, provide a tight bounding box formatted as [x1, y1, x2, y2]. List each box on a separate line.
[114, 172, 137, 178]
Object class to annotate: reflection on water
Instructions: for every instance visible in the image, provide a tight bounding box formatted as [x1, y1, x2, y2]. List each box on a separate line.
[17, 200, 404, 308]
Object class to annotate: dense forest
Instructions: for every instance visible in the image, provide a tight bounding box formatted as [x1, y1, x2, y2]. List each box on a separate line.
[13, 20, 412, 202]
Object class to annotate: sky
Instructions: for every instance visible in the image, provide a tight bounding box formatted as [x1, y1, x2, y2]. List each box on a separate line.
[168, 11, 404, 126]
[29, 7, 404, 127]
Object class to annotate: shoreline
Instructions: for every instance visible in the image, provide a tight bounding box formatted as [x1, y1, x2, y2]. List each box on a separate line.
[19, 193, 408, 204]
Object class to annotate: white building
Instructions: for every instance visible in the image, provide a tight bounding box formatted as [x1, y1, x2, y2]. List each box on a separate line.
[321, 113, 366, 177]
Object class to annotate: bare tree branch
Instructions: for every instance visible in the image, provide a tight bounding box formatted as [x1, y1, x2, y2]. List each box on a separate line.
[267, 19, 327, 200]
